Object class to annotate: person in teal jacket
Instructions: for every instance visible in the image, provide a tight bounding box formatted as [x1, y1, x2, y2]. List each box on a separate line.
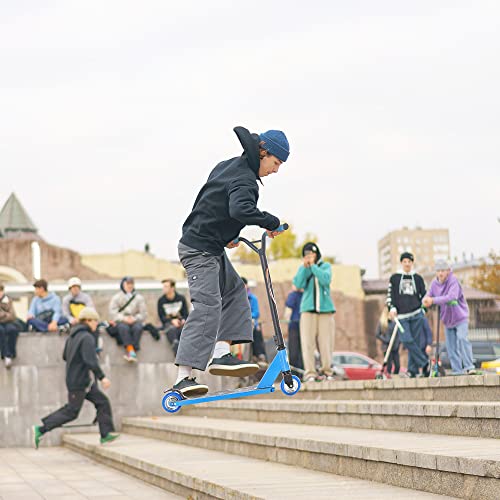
[293, 242, 335, 382]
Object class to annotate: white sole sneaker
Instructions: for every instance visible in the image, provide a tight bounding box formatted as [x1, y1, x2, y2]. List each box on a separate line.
[208, 362, 260, 378]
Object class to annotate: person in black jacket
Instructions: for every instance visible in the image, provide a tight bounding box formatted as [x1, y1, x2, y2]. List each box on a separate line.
[386, 252, 430, 377]
[32, 308, 119, 448]
[375, 307, 401, 375]
[157, 278, 189, 355]
[171, 126, 290, 396]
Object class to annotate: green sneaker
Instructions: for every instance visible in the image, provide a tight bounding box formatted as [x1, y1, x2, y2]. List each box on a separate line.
[100, 433, 120, 445]
[32, 425, 43, 449]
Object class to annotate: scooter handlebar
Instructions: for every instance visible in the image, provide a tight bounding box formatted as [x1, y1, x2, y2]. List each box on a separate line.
[232, 223, 288, 245]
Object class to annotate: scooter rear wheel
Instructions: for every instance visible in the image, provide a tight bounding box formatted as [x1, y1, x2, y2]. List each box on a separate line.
[162, 391, 182, 413]
[280, 375, 301, 396]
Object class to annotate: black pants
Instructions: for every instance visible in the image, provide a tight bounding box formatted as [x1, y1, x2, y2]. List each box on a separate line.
[41, 383, 114, 438]
[117, 321, 143, 350]
[252, 324, 266, 359]
[0, 322, 19, 358]
[288, 321, 304, 370]
[386, 349, 400, 374]
[164, 325, 182, 355]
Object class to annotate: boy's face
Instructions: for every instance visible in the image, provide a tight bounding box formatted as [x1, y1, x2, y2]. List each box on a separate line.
[123, 281, 134, 293]
[259, 154, 282, 177]
[70, 285, 80, 297]
[436, 268, 450, 283]
[34, 286, 46, 297]
[401, 258, 413, 273]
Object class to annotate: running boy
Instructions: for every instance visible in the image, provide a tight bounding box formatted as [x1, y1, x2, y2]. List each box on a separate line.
[171, 126, 290, 396]
[32, 307, 119, 448]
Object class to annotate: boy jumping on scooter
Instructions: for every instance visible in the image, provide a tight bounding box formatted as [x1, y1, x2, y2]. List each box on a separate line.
[171, 126, 290, 396]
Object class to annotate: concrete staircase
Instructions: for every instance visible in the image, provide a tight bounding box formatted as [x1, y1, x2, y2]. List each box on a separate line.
[64, 374, 500, 499]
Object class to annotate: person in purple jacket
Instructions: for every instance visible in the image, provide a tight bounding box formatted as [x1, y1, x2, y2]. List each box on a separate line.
[422, 260, 476, 375]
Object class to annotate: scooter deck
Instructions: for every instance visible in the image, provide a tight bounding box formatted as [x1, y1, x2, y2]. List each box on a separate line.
[176, 384, 275, 407]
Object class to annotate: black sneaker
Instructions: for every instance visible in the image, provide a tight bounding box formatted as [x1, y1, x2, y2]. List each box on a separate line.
[208, 353, 260, 377]
[422, 362, 431, 377]
[172, 377, 209, 396]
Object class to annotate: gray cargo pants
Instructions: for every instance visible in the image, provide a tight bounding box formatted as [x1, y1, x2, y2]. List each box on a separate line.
[175, 242, 253, 371]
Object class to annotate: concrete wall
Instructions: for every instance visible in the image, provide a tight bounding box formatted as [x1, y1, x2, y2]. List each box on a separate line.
[1, 332, 235, 448]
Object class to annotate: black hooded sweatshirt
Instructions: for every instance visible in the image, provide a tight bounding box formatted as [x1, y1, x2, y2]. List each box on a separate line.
[180, 126, 281, 255]
[63, 323, 105, 391]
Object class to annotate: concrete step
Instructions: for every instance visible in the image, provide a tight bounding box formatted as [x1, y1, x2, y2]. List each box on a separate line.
[122, 416, 500, 500]
[181, 399, 500, 438]
[283, 374, 500, 401]
[63, 432, 449, 499]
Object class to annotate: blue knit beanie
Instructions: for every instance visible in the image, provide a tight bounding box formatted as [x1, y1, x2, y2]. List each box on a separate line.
[259, 130, 290, 162]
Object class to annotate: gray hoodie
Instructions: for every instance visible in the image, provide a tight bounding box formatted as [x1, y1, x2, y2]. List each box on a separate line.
[109, 292, 147, 322]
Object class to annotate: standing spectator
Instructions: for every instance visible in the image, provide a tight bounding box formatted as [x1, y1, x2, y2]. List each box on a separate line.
[27, 279, 70, 333]
[387, 252, 430, 378]
[157, 279, 189, 355]
[0, 283, 20, 369]
[422, 260, 476, 375]
[62, 277, 95, 326]
[32, 307, 119, 449]
[109, 277, 147, 362]
[283, 286, 304, 371]
[242, 277, 267, 364]
[375, 307, 401, 375]
[293, 242, 336, 382]
[419, 315, 433, 363]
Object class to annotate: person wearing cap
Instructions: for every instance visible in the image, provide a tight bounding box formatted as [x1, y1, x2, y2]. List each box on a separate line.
[387, 252, 430, 377]
[293, 242, 336, 382]
[109, 276, 147, 362]
[62, 277, 95, 326]
[169, 126, 290, 396]
[32, 307, 119, 449]
[423, 260, 476, 375]
[27, 279, 70, 334]
[0, 282, 20, 369]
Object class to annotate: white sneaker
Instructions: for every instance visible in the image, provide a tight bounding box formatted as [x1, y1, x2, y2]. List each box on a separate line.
[5, 357, 12, 369]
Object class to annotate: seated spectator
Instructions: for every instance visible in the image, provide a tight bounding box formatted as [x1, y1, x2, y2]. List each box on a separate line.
[157, 279, 188, 355]
[109, 276, 147, 363]
[283, 285, 304, 372]
[62, 277, 95, 326]
[27, 279, 69, 333]
[0, 283, 20, 369]
[242, 277, 267, 364]
[375, 307, 401, 375]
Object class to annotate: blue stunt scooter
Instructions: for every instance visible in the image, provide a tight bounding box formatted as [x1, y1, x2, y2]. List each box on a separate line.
[162, 224, 301, 413]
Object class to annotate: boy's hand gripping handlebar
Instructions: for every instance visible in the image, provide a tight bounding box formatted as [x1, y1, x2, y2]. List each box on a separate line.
[232, 223, 289, 247]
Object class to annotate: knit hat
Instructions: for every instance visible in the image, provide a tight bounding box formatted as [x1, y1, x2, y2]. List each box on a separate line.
[78, 307, 100, 321]
[68, 277, 82, 289]
[302, 242, 321, 260]
[434, 259, 451, 271]
[259, 130, 290, 163]
[400, 252, 414, 262]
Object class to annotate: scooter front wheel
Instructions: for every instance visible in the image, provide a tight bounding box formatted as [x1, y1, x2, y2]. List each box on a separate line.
[280, 375, 301, 396]
[162, 391, 182, 413]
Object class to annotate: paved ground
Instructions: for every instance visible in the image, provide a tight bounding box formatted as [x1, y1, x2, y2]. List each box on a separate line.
[0, 447, 180, 500]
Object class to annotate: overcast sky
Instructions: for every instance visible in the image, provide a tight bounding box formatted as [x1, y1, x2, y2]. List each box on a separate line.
[1, 1, 499, 278]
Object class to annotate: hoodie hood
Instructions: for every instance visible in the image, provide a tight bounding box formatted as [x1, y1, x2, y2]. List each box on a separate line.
[120, 277, 135, 294]
[70, 323, 91, 338]
[234, 126, 261, 179]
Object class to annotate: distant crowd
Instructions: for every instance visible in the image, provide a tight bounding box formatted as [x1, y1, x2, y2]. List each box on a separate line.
[0, 246, 475, 380]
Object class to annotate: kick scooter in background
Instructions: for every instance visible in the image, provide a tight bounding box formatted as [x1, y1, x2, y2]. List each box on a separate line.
[162, 224, 301, 414]
[375, 318, 404, 380]
[430, 305, 446, 377]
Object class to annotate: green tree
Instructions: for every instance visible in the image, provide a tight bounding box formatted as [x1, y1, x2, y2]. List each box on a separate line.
[471, 251, 500, 295]
[269, 224, 300, 259]
[233, 243, 260, 264]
